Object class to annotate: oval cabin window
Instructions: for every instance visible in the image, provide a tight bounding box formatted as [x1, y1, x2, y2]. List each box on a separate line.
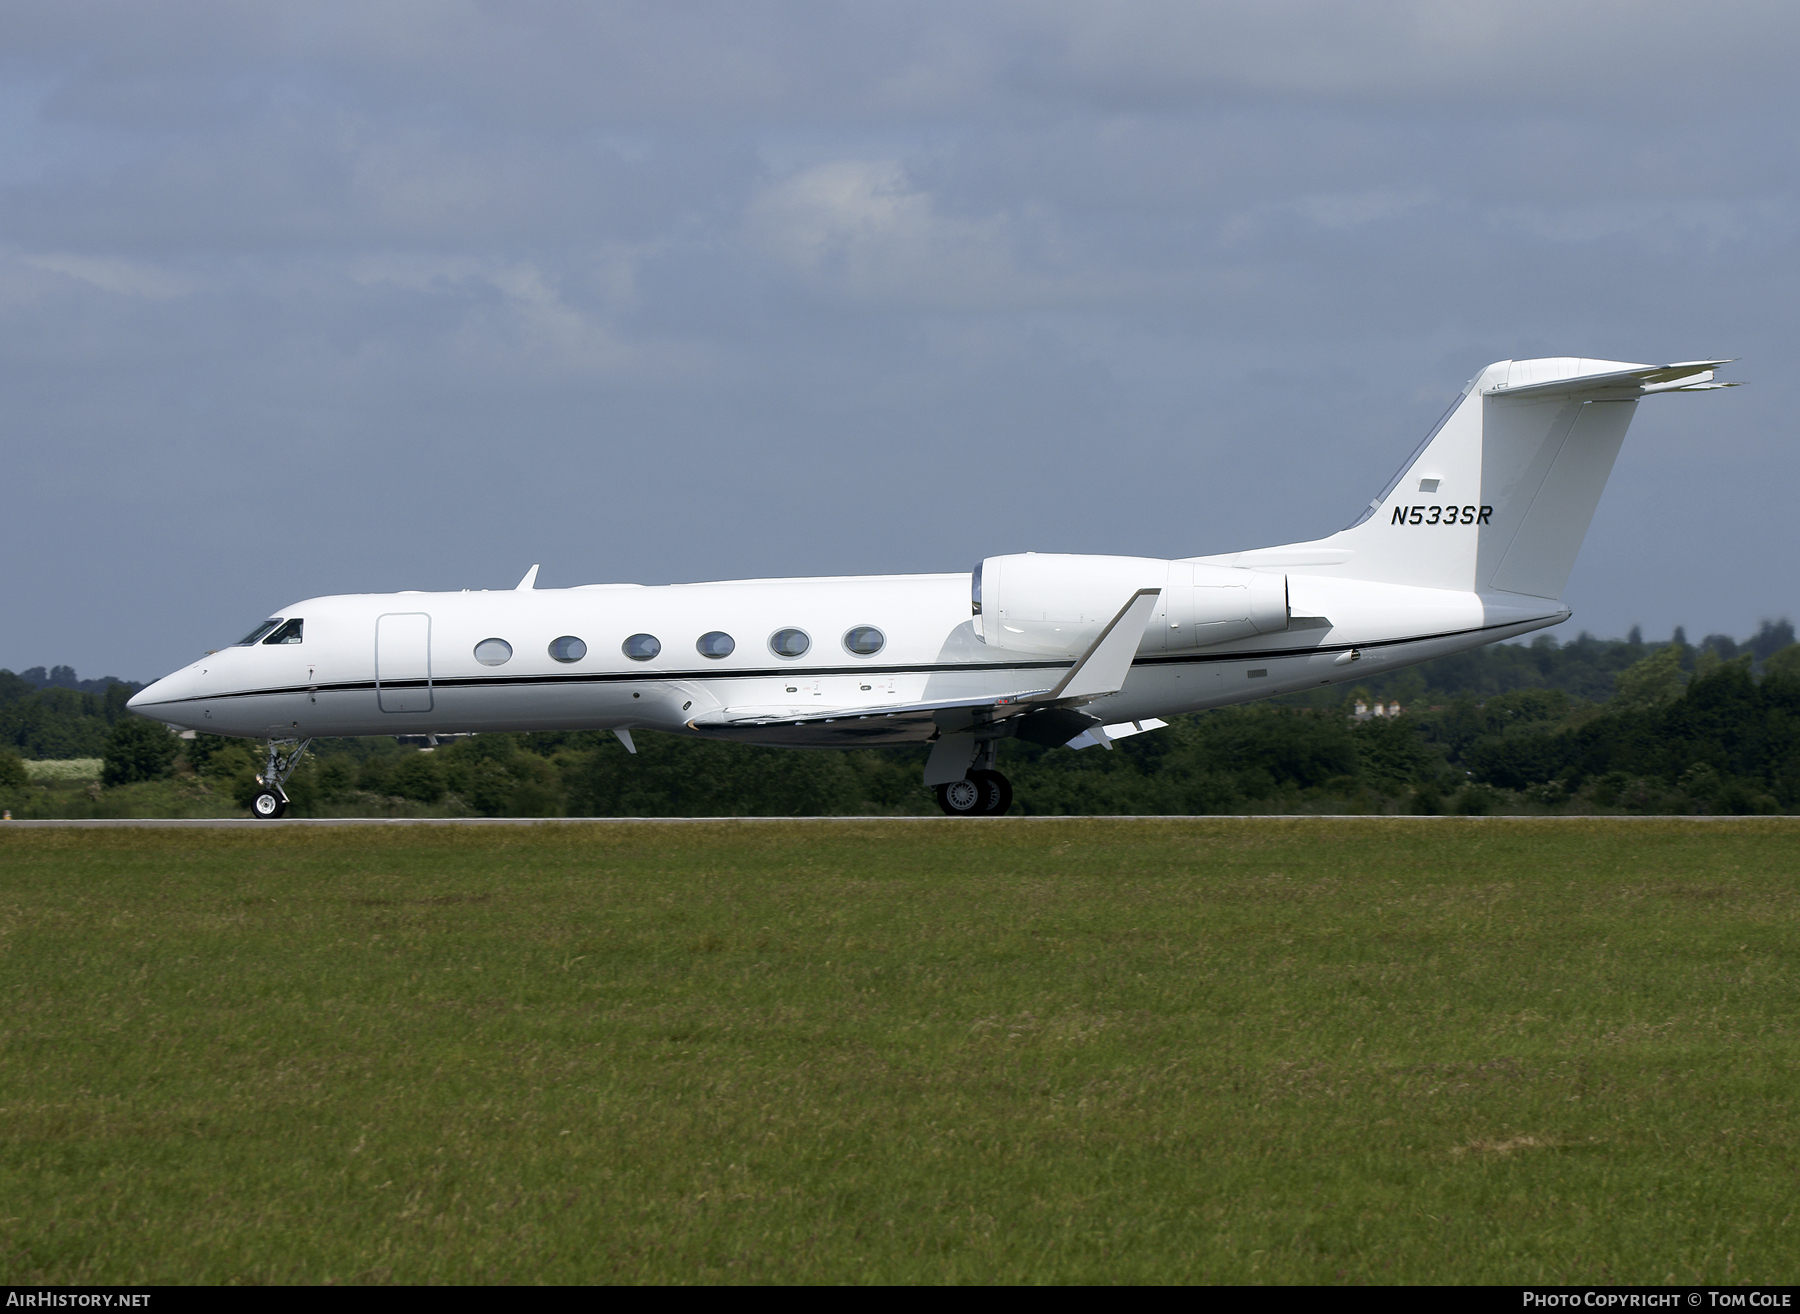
[548, 635, 587, 663]
[474, 638, 513, 666]
[622, 633, 661, 661]
[768, 628, 811, 658]
[697, 631, 735, 659]
[843, 626, 885, 656]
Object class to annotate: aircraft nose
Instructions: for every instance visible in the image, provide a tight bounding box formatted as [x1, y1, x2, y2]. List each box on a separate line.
[128, 674, 181, 714]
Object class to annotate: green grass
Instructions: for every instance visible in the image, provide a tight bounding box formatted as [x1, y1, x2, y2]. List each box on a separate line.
[1, 819, 1796, 1284]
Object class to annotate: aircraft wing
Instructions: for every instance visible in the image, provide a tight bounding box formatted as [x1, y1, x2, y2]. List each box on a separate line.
[687, 687, 1053, 746]
[687, 588, 1162, 748]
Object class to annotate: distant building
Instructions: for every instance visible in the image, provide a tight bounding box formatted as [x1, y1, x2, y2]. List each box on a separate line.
[1351, 701, 1404, 721]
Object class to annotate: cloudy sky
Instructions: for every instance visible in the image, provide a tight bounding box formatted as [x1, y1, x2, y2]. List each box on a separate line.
[3, 1, 1795, 681]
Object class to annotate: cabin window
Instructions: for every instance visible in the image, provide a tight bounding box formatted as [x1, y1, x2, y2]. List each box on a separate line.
[548, 635, 587, 663]
[474, 638, 513, 666]
[623, 633, 661, 661]
[768, 628, 811, 658]
[236, 619, 282, 646]
[263, 619, 304, 645]
[843, 625, 885, 656]
[697, 631, 735, 659]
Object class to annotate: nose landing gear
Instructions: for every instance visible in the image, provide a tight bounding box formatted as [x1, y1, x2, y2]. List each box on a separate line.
[934, 769, 1013, 816]
[250, 738, 312, 820]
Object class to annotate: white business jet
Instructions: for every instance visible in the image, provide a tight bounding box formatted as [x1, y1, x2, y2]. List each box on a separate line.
[130, 357, 1734, 818]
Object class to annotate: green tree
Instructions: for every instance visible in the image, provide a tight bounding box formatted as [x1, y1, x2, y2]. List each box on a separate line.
[1351, 714, 1442, 792]
[101, 717, 180, 786]
[313, 757, 358, 798]
[0, 749, 28, 792]
[1761, 643, 1800, 683]
[357, 755, 398, 794]
[1612, 644, 1687, 711]
[197, 740, 261, 795]
[390, 752, 447, 805]
[505, 753, 563, 817]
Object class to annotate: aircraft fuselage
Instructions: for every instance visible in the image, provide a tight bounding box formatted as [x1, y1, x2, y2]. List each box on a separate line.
[130, 570, 1563, 745]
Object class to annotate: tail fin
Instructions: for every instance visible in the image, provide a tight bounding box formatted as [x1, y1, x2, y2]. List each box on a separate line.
[1203, 357, 1736, 599]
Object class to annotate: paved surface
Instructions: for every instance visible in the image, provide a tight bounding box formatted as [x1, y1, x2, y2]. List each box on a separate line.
[1, 815, 1789, 828]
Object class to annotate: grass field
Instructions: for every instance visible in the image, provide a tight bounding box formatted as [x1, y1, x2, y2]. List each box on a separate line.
[1, 819, 1795, 1284]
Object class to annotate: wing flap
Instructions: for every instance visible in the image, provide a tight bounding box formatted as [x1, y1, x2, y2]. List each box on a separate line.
[1067, 717, 1169, 751]
[688, 687, 1051, 731]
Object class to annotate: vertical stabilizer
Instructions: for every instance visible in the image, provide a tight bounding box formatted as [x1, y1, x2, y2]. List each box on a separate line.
[1201, 358, 1734, 600]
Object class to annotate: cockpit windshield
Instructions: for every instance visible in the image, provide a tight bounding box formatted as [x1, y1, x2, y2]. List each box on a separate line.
[263, 619, 304, 645]
[236, 619, 283, 646]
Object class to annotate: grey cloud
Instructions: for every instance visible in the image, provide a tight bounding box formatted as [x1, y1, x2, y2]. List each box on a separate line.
[1, 2, 1796, 679]
[1005, 0, 1800, 117]
[11, 2, 1800, 129]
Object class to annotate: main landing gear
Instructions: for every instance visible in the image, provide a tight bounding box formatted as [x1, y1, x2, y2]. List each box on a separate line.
[250, 738, 312, 819]
[935, 769, 1013, 817]
[929, 733, 1013, 816]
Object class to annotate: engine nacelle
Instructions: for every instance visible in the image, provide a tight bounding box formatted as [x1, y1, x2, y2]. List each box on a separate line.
[973, 553, 1289, 656]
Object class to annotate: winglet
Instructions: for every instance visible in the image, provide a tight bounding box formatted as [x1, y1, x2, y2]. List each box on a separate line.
[516, 564, 540, 591]
[1038, 589, 1160, 704]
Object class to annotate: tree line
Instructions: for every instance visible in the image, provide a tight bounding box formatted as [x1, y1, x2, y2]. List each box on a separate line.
[2, 620, 1797, 816]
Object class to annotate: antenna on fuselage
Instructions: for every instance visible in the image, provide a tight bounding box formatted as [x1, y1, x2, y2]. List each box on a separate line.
[515, 564, 540, 590]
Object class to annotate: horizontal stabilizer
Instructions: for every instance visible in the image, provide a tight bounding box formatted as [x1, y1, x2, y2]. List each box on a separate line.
[1484, 360, 1734, 400]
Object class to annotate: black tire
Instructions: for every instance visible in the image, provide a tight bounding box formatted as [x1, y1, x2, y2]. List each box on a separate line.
[935, 776, 985, 816]
[251, 790, 287, 819]
[970, 769, 1013, 816]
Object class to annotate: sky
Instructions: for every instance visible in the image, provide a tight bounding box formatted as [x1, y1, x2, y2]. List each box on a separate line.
[3, 1, 1797, 681]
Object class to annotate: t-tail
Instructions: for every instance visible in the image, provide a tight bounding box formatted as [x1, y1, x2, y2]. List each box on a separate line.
[1207, 357, 1737, 601]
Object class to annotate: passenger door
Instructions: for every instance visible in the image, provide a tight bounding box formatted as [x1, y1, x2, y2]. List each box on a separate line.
[376, 613, 433, 712]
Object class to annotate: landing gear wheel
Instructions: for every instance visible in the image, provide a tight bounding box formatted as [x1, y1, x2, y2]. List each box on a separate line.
[251, 790, 287, 819]
[935, 771, 1013, 816]
[970, 769, 1013, 816]
[935, 776, 985, 816]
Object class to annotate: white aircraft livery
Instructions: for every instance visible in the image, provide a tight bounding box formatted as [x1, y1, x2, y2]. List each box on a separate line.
[130, 357, 1736, 817]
